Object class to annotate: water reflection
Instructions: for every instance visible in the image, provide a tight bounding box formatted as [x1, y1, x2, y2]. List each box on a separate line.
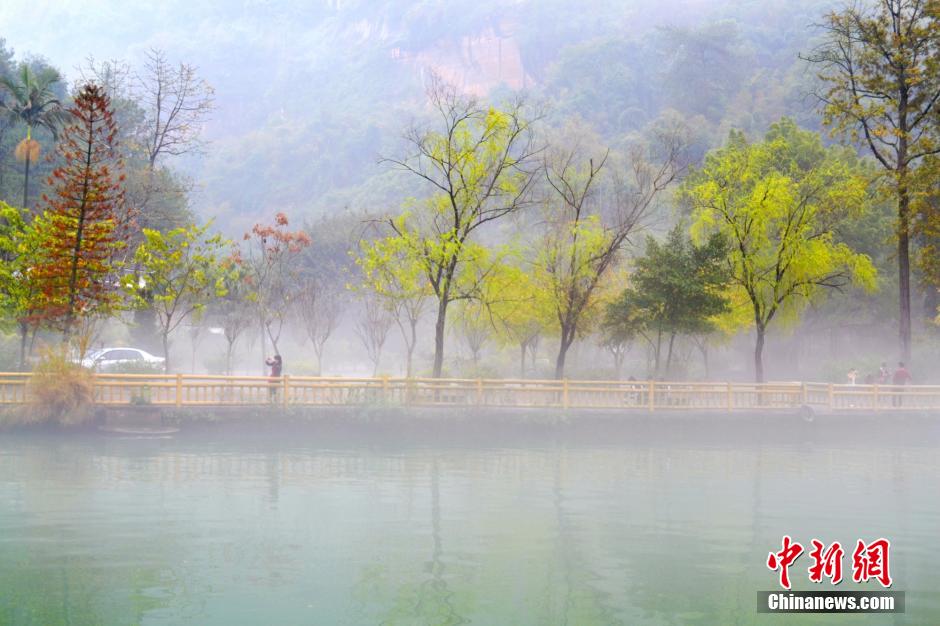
[0, 428, 938, 625]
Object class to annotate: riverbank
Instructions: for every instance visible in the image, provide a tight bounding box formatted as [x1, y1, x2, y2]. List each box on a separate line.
[4, 404, 939, 448]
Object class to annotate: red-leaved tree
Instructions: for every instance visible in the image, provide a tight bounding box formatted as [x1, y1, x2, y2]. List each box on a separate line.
[243, 213, 310, 370]
[32, 83, 129, 340]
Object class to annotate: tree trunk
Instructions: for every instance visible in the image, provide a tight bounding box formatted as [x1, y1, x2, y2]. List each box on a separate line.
[313, 343, 324, 376]
[225, 339, 235, 375]
[897, 173, 912, 363]
[653, 326, 663, 379]
[431, 298, 448, 378]
[519, 343, 527, 378]
[162, 330, 171, 373]
[405, 317, 418, 378]
[259, 318, 267, 375]
[554, 326, 575, 379]
[665, 332, 676, 378]
[18, 322, 28, 372]
[22, 153, 30, 210]
[754, 325, 765, 383]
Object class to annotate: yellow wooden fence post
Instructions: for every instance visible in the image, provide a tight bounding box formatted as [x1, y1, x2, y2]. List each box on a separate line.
[727, 382, 733, 411]
[477, 379, 483, 406]
[175, 373, 183, 407]
[562, 379, 569, 409]
[283, 375, 290, 408]
[873, 384, 879, 411]
[382, 376, 389, 404]
[827, 383, 834, 410]
[648, 380, 655, 412]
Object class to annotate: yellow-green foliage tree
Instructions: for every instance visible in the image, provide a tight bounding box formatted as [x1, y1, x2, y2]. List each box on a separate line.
[367, 77, 539, 377]
[806, 0, 940, 362]
[357, 232, 432, 378]
[215, 251, 256, 376]
[0, 201, 45, 370]
[485, 262, 554, 378]
[683, 119, 878, 382]
[535, 122, 686, 379]
[130, 223, 229, 372]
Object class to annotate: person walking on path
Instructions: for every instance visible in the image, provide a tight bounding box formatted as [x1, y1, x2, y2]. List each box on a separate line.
[892, 362, 912, 407]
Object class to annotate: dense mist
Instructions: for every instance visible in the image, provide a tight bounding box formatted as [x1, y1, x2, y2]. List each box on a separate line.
[2, 0, 837, 229]
[0, 0, 937, 384]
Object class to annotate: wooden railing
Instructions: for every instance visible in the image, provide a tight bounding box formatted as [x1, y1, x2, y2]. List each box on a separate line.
[1, 373, 939, 412]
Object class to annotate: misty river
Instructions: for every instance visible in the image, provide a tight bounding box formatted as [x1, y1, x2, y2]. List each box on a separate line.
[1, 418, 938, 625]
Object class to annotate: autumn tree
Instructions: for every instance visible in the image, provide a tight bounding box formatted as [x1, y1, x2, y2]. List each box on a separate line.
[683, 120, 878, 382]
[368, 77, 540, 377]
[535, 121, 687, 378]
[243, 213, 310, 368]
[31, 83, 128, 341]
[806, 0, 940, 361]
[130, 223, 229, 372]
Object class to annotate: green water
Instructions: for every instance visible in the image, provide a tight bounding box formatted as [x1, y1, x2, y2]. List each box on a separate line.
[0, 425, 937, 625]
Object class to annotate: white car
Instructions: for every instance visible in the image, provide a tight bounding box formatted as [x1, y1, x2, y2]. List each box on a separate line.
[81, 347, 165, 372]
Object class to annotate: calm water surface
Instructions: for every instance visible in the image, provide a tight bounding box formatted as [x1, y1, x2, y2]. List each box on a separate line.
[1, 421, 938, 625]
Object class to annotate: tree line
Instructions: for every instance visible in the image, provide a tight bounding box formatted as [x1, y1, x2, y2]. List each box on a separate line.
[0, 0, 938, 382]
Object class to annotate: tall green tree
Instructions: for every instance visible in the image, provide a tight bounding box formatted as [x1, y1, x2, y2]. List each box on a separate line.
[806, 0, 940, 361]
[0, 64, 68, 209]
[914, 155, 940, 301]
[683, 120, 878, 381]
[604, 225, 731, 378]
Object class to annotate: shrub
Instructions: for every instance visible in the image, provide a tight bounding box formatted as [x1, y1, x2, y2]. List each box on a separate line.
[21, 348, 96, 427]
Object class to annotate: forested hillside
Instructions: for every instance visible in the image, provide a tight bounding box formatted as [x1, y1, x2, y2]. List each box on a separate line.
[1, 0, 838, 230]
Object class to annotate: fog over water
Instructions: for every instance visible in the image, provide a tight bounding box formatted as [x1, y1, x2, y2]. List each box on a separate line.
[1, 1, 940, 624]
[2, 423, 938, 624]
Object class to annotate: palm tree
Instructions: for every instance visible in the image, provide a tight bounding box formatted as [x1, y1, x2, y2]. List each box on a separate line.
[0, 64, 68, 209]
